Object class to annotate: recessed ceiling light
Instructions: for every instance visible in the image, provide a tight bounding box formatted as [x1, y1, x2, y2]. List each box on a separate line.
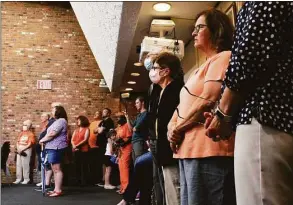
[127, 81, 136, 85]
[131, 73, 140, 77]
[153, 3, 171, 12]
[134, 62, 143, 67]
[125, 88, 133, 91]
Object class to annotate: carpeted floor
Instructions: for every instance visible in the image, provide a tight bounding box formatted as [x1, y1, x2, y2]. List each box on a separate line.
[1, 184, 123, 205]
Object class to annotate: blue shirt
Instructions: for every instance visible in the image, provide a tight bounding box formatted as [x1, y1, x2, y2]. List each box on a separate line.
[131, 111, 149, 143]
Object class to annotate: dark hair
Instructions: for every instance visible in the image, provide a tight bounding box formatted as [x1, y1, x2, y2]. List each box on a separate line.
[195, 8, 234, 52]
[117, 115, 127, 125]
[107, 129, 117, 138]
[136, 96, 145, 104]
[154, 52, 184, 81]
[103, 108, 112, 115]
[54, 106, 68, 121]
[77, 115, 90, 127]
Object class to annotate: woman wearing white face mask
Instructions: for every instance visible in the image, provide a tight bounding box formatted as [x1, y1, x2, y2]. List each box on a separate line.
[147, 52, 184, 205]
[14, 120, 35, 184]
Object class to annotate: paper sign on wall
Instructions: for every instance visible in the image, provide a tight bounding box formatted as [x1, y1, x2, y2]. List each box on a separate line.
[37, 80, 52, 90]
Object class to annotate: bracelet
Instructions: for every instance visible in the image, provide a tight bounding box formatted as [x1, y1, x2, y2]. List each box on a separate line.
[215, 106, 233, 123]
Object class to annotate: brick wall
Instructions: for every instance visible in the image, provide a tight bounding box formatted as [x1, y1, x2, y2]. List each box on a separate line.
[1, 2, 121, 171]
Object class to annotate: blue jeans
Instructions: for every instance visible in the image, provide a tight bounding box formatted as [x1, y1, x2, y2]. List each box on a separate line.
[46, 148, 65, 164]
[123, 152, 153, 205]
[179, 157, 236, 205]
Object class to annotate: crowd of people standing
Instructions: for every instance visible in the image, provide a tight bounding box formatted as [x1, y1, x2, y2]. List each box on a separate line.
[11, 2, 293, 205]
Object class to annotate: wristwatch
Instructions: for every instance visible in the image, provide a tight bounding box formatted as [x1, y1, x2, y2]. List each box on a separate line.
[215, 106, 233, 123]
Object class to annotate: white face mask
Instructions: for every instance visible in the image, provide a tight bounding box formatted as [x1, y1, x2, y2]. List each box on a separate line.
[23, 125, 28, 131]
[144, 58, 153, 71]
[149, 69, 164, 84]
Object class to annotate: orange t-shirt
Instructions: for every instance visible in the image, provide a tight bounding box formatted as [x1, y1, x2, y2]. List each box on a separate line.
[173, 51, 235, 159]
[72, 127, 89, 152]
[89, 120, 102, 148]
[17, 131, 35, 146]
[116, 123, 132, 154]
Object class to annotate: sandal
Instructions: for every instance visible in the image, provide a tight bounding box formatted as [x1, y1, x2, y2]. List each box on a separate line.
[48, 191, 63, 197]
[46, 190, 55, 195]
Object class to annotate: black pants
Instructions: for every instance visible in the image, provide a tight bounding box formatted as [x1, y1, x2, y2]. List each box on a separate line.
[97, 146, 106, 183]
[88, 148, 100, 184]
[74, 151, 89, 185]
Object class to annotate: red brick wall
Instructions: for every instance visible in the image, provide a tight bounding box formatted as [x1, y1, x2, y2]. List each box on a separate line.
[1, 2, 121, 168]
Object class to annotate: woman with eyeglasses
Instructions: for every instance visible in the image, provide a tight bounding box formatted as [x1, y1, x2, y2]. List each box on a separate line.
[147, 52, 184, 205]
[167, 9, 236, 205]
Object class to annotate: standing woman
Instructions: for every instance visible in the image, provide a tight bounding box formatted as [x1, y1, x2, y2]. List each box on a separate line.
[39, 106, 68, 197]
[167, 9, 236, 205]
[116, 115, 132, 194]
[14, 120, 35, 184]
[71, 115, 90, 186]
[147, 52, 184, 205]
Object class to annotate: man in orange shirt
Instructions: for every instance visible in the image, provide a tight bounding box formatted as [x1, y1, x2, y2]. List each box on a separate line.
[88, 111, 103, 184]
[14, 120, 35, 184]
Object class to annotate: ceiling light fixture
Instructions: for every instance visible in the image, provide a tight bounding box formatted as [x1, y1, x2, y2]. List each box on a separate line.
[153, 3, 171, 12]
[125, 88, 133, 91]
[127, 81, 136, 85]
[131, 73, 140, 77]
[134, 62, 143, 67]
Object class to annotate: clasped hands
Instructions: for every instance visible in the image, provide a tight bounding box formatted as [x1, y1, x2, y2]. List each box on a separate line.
[167, 112, 233, 153]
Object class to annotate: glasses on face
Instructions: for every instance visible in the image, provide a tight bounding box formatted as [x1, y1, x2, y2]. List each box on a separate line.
[193, 24, 207, 34]
[151, 66, 165, 71]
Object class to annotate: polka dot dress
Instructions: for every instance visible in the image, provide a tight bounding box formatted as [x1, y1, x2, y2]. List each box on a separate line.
[224, 2, 293, 134]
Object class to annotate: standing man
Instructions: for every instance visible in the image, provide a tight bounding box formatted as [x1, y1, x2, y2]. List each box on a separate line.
[88, 111, 103, 184]
[96, 108, 114, 186]
[125, 96, 148, 162]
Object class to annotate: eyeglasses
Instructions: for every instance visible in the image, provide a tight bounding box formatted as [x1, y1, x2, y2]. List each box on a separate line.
[151, 66, 163, 71]
[193, 24, 207, 34]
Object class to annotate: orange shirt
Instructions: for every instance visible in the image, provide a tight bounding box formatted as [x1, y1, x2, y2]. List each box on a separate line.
[72, 127, 89, 152]
[17, 131, 35, 146]
[173, 51, 235, 159]
[116, 123, 132, 154]
[89, 120, 102, 148]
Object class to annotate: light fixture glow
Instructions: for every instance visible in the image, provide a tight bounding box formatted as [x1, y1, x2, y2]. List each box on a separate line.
[127, 81, 136, 85]
[153, 3, 171, 12]
[134, 62, 143, 67]
[125, 88, 133, 91]
[131, 73, 140, 77]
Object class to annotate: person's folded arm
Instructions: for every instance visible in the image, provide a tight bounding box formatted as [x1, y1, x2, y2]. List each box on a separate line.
[176, 51, 232, 133]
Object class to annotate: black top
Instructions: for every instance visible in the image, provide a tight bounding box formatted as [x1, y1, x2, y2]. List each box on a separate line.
[97, 117, 115, 149]
[225, 2, 293, 134]
[148, 79, 184, 166]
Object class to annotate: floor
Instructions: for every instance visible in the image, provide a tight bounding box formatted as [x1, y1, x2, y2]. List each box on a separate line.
[1, 184, 123, 205]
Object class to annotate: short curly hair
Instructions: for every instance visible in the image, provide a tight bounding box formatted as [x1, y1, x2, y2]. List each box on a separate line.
[76, 115, 90, 127]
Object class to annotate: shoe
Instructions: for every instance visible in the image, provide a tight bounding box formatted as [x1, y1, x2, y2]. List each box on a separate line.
[36, 182, 42, 187]
[95, 182, 104, 187]
[13, 179, 21, 184]
[34, 185, 53, 192]
[135, 192, 140, 201]
[47, 191, 63, 197]
[21, 180, 30, 184]
[104, 184, 116, 190]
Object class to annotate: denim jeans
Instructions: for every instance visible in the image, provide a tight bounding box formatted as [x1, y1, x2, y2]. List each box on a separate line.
[179, 157, 236, 205]
[124, 152, 153, 205]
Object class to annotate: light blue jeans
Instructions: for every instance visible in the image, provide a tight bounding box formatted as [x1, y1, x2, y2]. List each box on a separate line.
[179, 157, 236, 205]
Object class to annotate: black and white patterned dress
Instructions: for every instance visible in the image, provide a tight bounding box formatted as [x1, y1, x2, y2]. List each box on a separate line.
[224, 1, 293, 134]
